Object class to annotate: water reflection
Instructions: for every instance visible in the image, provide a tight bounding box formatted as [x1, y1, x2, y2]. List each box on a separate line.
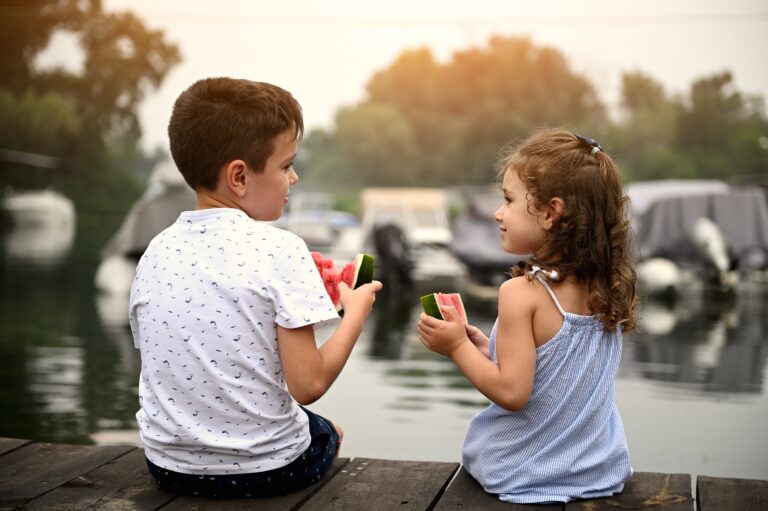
[628, 292, 768, 394]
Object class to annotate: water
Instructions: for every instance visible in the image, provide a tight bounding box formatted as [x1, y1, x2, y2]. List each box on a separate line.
[1, 215, 767, 481]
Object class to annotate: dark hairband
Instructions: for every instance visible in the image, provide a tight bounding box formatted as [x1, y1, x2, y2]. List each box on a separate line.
[573, 133, 603, 155]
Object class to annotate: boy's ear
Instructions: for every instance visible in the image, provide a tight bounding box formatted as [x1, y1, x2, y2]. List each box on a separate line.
[543, 197, 565, 230]
[223, 160, 248, 197]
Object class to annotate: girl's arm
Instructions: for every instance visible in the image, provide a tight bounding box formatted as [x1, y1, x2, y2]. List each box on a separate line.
[465, 324, 490, 358]
[278, 280, 382, 405]
[417, 278, 536, 410]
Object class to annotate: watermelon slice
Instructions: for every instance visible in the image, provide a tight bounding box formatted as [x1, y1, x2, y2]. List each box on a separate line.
[311, 252, 375, 312]
[420, 292, 468, 324]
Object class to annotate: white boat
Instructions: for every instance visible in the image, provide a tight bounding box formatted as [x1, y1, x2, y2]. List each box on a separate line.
[1, 189, 76, 265]
[332, 188, 465, 287]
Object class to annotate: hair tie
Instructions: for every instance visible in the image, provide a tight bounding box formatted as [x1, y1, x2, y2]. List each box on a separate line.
[574, 133, 603, 155]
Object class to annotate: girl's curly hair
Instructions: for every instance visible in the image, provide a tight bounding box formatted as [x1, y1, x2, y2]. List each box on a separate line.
[500, 128, 637, 332]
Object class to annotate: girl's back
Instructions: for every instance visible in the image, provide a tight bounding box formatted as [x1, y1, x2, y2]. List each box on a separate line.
[462, 271, 631, 504]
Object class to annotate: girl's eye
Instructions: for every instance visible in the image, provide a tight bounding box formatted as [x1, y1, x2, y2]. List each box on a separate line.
[283, 162, 294, 172]
[503, 196, 512, 204]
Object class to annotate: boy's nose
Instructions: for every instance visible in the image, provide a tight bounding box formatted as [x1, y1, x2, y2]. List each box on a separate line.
[289, 168, 299, 185]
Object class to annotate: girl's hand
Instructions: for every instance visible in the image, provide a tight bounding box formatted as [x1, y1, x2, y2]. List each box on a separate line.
[338, 280, 383, 319]
[417, 304, 469, 358]
[465, 324, 490, 359]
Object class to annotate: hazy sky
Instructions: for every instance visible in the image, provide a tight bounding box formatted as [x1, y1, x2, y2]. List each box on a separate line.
[45, 1, 768, 152]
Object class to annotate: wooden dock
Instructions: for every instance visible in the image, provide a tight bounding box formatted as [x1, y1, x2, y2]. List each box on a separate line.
[1, 438, 766, 510]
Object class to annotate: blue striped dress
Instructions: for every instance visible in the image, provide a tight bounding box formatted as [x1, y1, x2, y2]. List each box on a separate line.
[461, 274, 632, 504]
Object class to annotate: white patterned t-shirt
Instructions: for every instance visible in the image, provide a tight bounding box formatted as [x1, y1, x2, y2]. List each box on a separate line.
[129, 208, 339, 474]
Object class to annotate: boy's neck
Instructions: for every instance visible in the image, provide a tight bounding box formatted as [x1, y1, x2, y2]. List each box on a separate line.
[195, 190, 241, 212]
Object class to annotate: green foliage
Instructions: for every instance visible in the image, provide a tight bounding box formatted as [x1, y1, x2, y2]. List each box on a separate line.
[301, 37, 767, 189]
[0, 0, 180, 213]
[0, 89, 81, 155]
[301, 36, 609, 187]
[613, 70, 768, 182]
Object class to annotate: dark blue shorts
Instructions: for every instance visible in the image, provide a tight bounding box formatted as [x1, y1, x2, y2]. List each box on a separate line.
[146, 407, 339, 498]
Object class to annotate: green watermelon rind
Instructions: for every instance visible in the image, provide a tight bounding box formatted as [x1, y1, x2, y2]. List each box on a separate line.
[420, 292, 468, 324]
[335, 253, 375, 315]
[353, 253, 375, 289]
[420, 293, 444, 320]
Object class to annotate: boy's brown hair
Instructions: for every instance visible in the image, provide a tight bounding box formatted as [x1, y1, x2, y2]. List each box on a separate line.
[168, 77, 303, 190]
[499, 128, 637, 333]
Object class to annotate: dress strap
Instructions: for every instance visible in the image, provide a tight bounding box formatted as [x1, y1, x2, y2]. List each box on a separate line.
[530, 268, 566, 318]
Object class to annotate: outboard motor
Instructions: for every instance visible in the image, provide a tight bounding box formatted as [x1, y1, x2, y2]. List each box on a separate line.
[689, 217, 738, 290]
[372, 223, 414, 284]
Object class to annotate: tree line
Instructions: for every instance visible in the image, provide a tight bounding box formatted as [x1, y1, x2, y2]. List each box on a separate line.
[300, 36, 768, 191]
[1, 5, 766, 214]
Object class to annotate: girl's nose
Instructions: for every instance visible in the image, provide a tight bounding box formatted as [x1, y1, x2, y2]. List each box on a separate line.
[494, 204, 504, 223]
[289, 168, 299, 185]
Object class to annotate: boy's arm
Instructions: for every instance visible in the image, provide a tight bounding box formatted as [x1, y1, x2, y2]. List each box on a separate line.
[277, 281, 381, 405]
[418, 278, 536, 410]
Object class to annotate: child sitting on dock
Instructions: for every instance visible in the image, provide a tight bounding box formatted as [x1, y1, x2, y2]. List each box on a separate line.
[417, 128, 636, 504]
[129, 77, 382, 498]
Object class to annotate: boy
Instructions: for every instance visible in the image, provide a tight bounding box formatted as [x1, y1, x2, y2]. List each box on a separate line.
[129, 77, 382, 498]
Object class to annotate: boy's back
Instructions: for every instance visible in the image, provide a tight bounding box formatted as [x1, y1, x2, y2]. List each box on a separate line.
[130, 208, 337, 474]
[130, 77, 381, 498]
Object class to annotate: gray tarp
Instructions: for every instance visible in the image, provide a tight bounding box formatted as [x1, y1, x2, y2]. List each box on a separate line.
[101, 161, 196, 259]
[635, 187, 768, 267]
[450, 190, 525, 276]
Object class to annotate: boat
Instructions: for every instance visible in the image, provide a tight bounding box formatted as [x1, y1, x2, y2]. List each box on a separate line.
[329, 188, 466, 289]
[94, 159, 195, 295]
[1, 188, 76, 266]
[449, 188, 525, 299]
[273, 192, 358, 251]
[628, 180, 768, 295]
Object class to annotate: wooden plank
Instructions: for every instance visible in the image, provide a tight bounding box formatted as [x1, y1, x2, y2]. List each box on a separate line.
[22, 448, 177, 511]
[697, 475, 768, 511]
[567, 472, 692, 511]
[299, 458, 459, 511]
[0, 441, 134, 506]
[0, 437, 32, 456]
[160, 457, 350, 511]
[434, 467, 564, 510]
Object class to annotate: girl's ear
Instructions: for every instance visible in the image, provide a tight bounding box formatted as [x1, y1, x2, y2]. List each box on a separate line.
[543, 197, 565, 230]
[223, 160, 248, 197]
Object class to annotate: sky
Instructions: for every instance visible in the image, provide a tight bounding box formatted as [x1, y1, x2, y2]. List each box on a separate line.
[41, 0, 768, 152]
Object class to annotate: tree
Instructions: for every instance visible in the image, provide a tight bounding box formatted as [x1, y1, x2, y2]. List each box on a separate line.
[0, 0, 181, 212]
[676, 72, 768, 179]
[301, 36, 607, 187]
[611, 71, 682, 180]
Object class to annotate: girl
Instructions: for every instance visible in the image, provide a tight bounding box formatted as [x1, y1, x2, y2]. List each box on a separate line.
[417, 128, 636, 504]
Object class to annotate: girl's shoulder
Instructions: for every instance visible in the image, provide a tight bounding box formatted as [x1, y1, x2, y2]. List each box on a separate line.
[498, 275, 540, 309]
[499, 274, 542, 292]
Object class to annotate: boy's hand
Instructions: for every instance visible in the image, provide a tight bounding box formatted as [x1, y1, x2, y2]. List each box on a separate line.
[465, 324, 491, 359]
[417, 305, 469, 358]
[338, 280, 383, 318]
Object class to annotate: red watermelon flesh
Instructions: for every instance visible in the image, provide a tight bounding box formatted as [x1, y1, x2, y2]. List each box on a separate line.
[437, 292, 468, 324]
[340, 263, 356, 287]
[311, 252, 375, 313]
[311, 251, 335, 271]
